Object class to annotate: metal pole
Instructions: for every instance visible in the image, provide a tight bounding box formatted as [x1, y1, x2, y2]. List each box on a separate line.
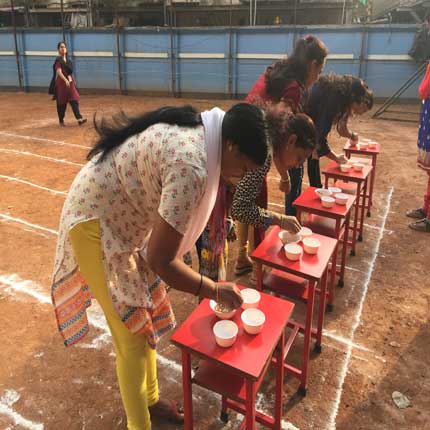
[358, 24, 366, 79]
[228, 0, 233, 98]
[10, 0, 23, 90]
[169, 7, 177, 97]
[249, 0, 252, 26]
[114, 3, 123, 94]
[60, 0, 66, 41]
[342, 0, 346, 25]
[253, 0, 257, 26]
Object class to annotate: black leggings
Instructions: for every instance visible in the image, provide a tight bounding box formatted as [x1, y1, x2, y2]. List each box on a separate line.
[57, 101, 82, 123]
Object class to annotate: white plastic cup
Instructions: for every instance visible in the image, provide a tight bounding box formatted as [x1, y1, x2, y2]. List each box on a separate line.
[303, 237, 321, 255]
[335, 193, 349, 205]
[241, 308, 266, 335]
[284, 243, 303, 261]
[321, 196, 335, 208]
[213, 320, 238, 348]
[241, 288, 261, 310]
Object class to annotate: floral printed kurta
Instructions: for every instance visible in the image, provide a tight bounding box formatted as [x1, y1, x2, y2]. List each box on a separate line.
[52, 123, 207, 348]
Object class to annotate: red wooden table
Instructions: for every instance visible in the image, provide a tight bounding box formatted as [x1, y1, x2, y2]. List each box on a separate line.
[171, 287, 295, 430]
[322, 161, 372, 254]
[293, 187, 356, 304]
[251, 226, 337, 394]
[344, 140, 381, 217]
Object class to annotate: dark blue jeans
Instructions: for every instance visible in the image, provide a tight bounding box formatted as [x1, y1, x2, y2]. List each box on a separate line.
[284, 157, 323, 215]
[285, 164, 304, 215]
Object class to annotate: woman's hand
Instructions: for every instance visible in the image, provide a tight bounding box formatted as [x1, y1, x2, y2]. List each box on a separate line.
[336, 154, 348, 165]
[279, 177, 291, 193]
[65, 79, 71, 88]
[213, 282, 243, 310]
[271, 213, 301, 233]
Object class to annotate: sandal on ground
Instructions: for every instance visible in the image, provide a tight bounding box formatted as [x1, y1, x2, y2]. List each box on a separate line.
[78, 118, 87, 126]
[408, 218, 430, 232]
[406, 208, 426, 219]
[149, 399, 184, 424]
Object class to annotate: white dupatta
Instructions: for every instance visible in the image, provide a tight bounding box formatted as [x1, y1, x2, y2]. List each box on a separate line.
[176, 107, 225, 256]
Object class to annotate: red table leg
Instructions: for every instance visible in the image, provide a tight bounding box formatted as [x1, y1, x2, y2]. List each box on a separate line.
[368, 155, 377, 216]
[327, 219, 340, 310]
[358, 179, 368, 241]
[256, 263, 263, 292]
[316, 269, 328, 351]
[246, 380, 257, 430]
[182, 350, 193, 430]
[350, 183, 360, 256]
[274, 332, 285, 430]
[300, 280, 316, 395]
[324, 175, 329, 188]
[338, 211, 350, 288]
[221, 396, 228, 423]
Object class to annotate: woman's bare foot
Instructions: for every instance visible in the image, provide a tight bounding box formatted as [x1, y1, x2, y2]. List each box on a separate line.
[149, 399, 184, 424]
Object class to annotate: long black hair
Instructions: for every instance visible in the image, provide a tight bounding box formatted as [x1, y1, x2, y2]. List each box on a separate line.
[57, 41, 66, 50]
[305, 74, 374, 132]
[265, 35, 328, 100]
[87, 103, 268, 166]
[266, 111, 316, 155]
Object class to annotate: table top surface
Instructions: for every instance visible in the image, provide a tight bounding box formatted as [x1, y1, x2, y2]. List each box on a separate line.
[322, 161, 373, 182]
[344, 141, 381, 154]
[251, 226, 338, 281]
[171, 286, 295, 381]
[294, 186, 356, 218]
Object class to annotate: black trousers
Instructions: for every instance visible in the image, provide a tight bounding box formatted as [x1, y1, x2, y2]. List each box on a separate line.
[57, 100, 82, 123]
[285, 157, 323, 215]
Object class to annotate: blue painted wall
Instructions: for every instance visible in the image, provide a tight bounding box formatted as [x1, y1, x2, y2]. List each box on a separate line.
[0, 25, 423, 99]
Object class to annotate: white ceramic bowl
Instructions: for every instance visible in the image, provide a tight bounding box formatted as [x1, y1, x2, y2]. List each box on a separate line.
[321, 196, 335, 208]
[340, 164, 352, 173]
[299, 226, 313, 240]
[209, 300, 236, 320]
[278, 230, 301, 245]
[359, 142, 369, 150]
[353, 162, 365, 172]
[328, 187, 342, 194]
[335, 193, 349, 205]
[213, 320, 238, 348]
[315, 188, 332, 199]
[241, 308, 266, 335]
[302, 237, 321, 255]
[284, 243, 303, 261]
[368, 141, 378, 149]
[241, 288, 261, 310]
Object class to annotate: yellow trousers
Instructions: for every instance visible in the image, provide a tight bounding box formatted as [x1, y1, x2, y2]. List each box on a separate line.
[69, 219, 158, 430]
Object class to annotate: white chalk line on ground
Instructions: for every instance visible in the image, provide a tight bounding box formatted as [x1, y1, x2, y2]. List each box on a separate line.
[0, 272, 301, 429]
[1, 214, 376, 356]
[326, 186, 394, 430]
[0, 214, 59, 236]
[0, 131, 91, 150]
[0, 389, 43, 430]
[0, 148, 84, 167]
[0, 175, 68, 196]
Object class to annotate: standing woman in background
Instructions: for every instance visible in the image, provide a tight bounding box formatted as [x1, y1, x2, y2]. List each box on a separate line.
[49, 41, 87, 127]
[285, 74, 374, 215]
[234, 35, 328, 278]
[407, 61, 430, 232]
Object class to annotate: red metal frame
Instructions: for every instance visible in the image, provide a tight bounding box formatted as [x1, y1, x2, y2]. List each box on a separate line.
[252, 228, 337, 393]
[322, 161, 372, 253]
[172, 291, 294, 429]
[293, 186, 356, 302]
[344, 142, 380, 216]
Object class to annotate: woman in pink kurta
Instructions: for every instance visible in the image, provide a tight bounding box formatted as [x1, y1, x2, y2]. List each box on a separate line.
[50, 41, 87, 126]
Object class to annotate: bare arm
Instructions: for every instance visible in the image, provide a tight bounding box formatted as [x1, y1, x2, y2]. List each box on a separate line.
[147, 214, 243, 309]
[56, 67, 70, 86]
[336, 114, 354, 139]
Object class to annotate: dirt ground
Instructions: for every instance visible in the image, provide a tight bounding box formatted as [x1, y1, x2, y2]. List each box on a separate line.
[0, 92, 428, 430]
